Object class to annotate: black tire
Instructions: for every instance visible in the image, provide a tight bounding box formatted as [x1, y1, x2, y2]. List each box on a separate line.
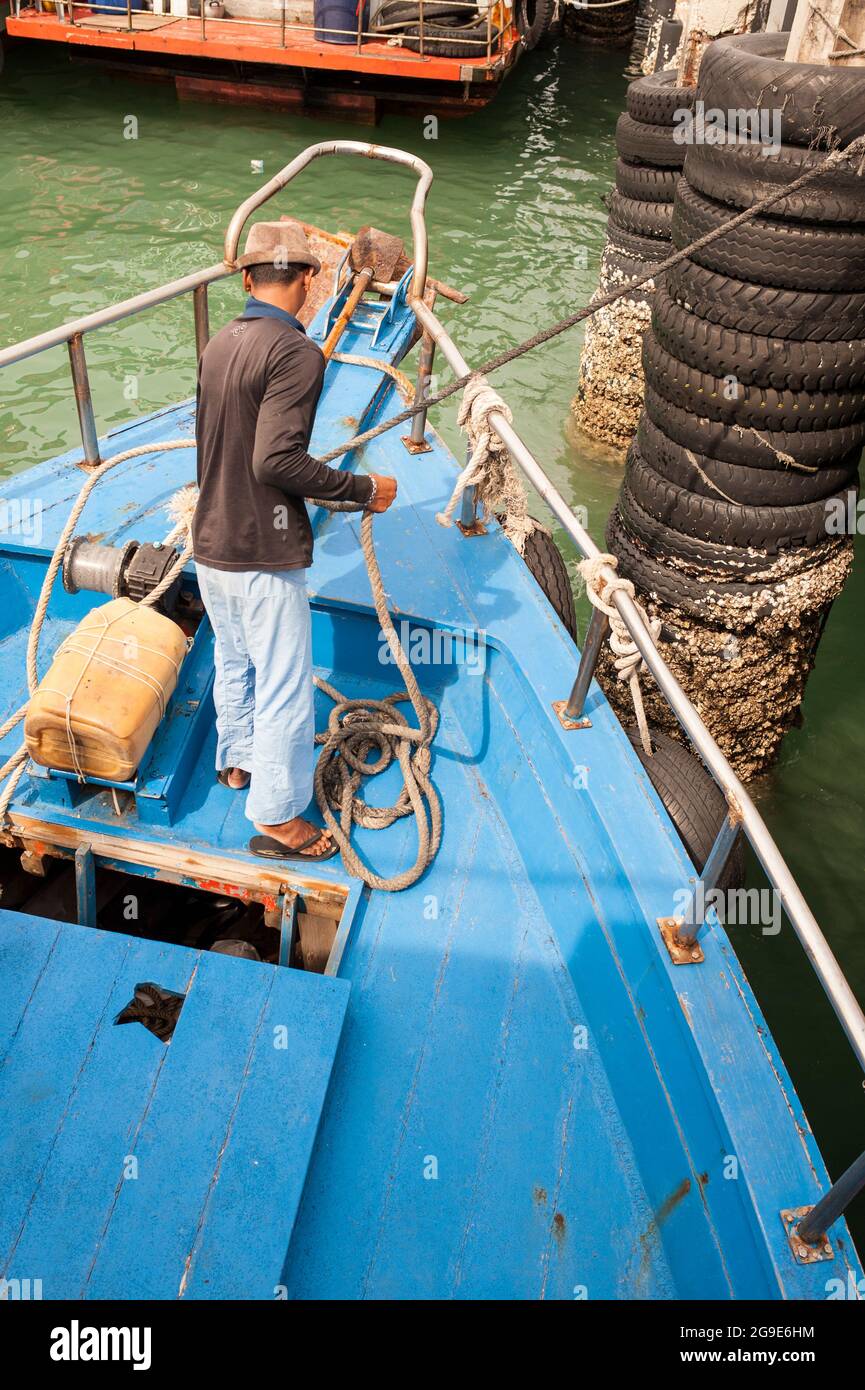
[651, 286, 865, 392]
[625, 726, 745, 892]
[615, 159, 679, 203]
[605, 506, 834, 621]
[636, 414, 862, 505]
[402, 18, 501, 56]
[664, 256, 865, 342]
[683, 140, 865, 227]
[672, 178, 865, 292]
[521, 522, 578, 642]
[515, 0, 554, 49]
[626, 442, 856, 551]
[644, 382, 865, 471]
[606, 220, 670, 264]
[608, 190, 674, 241]
[616, 112, 685, 168]
[600, 247, 656, 306]
[697, 31, 865, 150]
[372, 1, 465, 25]
[626, 69, 696, 126]
[618, 481, 803, 573]
[642, 327, 865, 433]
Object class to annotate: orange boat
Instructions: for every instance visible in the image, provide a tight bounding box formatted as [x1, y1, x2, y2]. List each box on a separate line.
[4, 0, 549, 120]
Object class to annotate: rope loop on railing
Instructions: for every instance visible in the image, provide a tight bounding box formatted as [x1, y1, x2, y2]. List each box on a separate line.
[578, 553, 661, 758]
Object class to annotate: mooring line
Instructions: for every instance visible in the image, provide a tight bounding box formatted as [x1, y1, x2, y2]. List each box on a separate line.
[313, 130, 865, 467]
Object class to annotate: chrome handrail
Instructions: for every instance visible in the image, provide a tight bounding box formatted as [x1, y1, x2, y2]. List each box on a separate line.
[0, 141, 433, 465]
[1, 147, 863, 1248]
[14, 1, 506, 57]
[410, 297, 865, 1073]
[223, 141, 433, 305]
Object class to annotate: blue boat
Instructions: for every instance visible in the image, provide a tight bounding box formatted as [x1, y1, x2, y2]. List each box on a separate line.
[1, 141, 864, 1303]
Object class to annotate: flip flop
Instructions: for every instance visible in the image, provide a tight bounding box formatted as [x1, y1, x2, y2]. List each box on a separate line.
[217, 768, 251, 789]
[249, 830, 339, 862]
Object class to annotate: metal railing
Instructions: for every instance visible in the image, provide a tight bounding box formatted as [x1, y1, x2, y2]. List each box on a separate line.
[12, 0, 507, 63]
[1, 139, 863, 1257]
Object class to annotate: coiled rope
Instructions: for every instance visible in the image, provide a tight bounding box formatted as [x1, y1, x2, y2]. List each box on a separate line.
[0, 440, 440, 893]
[3, 135, 864, 863]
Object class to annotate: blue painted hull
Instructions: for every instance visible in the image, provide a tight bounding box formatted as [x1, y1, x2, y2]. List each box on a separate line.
[0, 283, 860, 1301]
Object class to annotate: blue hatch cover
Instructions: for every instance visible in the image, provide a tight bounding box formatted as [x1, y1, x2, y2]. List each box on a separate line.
[0, 910, 350, 1300]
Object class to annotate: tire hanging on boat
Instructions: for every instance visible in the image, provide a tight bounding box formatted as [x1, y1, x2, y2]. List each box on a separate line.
[626, 727, 745, 892]
[507, 517, 578, 642]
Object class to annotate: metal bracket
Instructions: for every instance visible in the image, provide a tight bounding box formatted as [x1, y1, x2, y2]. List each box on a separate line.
[456, 518, 487, 537]
[401, 435, 433, 456]
[75, 844, 97, 929]
[279, 889, 298, 969]
[658, 915, 705, 965]
[780, 1208, 834, 1264]
[552, 700, 591, 731]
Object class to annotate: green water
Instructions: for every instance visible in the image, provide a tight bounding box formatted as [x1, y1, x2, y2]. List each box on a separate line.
[2, 39, 864, 1248]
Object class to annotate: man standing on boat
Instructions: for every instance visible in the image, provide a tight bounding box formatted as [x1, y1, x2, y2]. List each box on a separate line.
[193, 220, 397, 862]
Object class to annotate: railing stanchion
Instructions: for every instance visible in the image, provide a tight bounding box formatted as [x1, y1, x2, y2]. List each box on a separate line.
[559, 605, 607, 725]
[797, 1150, 865, 1248]
[674, 813, 741, 948]
[193, 283, 210, 360]
[403, 331, 435, 453]
[67, 334, 101, 467]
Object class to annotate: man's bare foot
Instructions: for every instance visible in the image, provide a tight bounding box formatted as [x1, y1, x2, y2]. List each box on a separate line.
[218, 767, 251, 790]
[254, 816, 334, 858]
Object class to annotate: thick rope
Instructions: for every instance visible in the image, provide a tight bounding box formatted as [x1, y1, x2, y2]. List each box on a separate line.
[578, 553, 661, 757]
[4, 137, 864, 851]
[331, 352, 415, 403]
[0, 440, 197, 824]
[313, 510, 441, 890]
[0, 440, 439, 891]
[434, 374, 532, 552]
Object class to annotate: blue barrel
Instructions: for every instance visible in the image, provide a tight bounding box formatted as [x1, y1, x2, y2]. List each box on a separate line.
[314, 0, 369, 43]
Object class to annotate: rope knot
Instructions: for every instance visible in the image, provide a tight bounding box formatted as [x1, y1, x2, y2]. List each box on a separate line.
[578, 552, 661, 756]
[436, 374, 532, 551]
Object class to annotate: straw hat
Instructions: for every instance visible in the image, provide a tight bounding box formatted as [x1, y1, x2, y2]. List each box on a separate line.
[236, 220, 321, 274]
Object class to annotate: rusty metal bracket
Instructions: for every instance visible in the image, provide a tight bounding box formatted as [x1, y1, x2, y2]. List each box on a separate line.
[658, 915, 705, 965]
[780, 1208, 834, 1264]
[401, 434, 433, 456]
[456, 518, 487, 537]
[552, 700, 591, 731]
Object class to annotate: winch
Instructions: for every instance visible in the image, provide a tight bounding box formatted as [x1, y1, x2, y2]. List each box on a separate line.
[62, 536, 183, 614]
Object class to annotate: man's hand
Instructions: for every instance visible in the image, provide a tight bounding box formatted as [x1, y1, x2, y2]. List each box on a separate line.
[367, 474, 397, 514]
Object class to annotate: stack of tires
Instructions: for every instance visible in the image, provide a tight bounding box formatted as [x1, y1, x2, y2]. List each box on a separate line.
[602, 33, 865, 778]
[574, 68, 693, 448]
[563, 0, 636, 49]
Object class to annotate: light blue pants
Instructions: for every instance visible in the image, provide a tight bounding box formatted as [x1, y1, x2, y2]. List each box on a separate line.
[196, 563, 314, 827]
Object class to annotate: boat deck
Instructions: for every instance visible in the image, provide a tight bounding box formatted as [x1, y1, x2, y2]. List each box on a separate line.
[0, 287, 861, 1298]
[6, 7, 516, 85]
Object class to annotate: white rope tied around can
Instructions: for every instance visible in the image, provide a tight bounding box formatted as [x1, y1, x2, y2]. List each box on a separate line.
[578, 553, 661, 758]
[434, 374, 534, 553]
[0, 442, 441, 892]
[0, 440, 196, 824]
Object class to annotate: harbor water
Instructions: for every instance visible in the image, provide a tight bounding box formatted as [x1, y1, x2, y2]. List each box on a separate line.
[1, 38, 863, 1245]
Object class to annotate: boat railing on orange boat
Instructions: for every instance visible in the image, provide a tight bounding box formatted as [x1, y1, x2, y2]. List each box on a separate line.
[7, 0, 513, 67]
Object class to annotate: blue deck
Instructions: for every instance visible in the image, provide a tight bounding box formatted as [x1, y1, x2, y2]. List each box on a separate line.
[0, 287, 861, 1299]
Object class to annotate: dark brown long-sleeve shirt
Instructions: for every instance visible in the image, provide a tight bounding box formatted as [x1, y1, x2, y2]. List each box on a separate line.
[193, 303, 373, 572]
